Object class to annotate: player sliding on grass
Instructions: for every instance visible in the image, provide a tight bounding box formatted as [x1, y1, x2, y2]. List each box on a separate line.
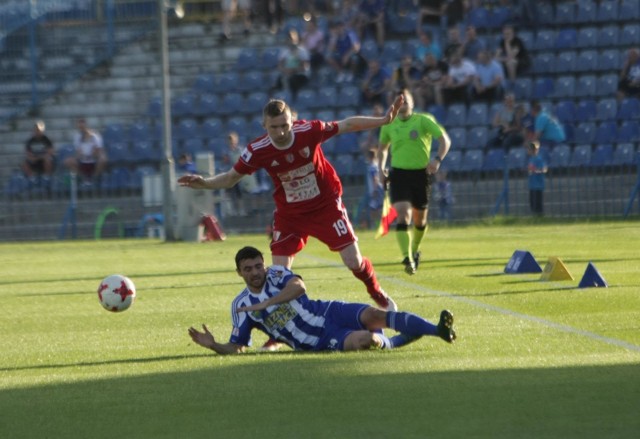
[179, 95, 404, 315]
[188, 246, 456, 354]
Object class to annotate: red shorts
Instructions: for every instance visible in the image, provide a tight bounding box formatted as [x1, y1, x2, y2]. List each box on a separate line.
[270, 197, 357, 256]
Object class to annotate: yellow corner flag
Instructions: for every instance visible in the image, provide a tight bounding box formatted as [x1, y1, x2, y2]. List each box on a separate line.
[375, 192, 397, 239]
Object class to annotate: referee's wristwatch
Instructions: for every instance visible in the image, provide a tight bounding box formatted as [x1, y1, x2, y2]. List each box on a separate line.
[434, 155, 442, 164]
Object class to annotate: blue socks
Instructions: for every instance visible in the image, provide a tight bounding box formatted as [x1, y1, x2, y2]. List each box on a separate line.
[386, 311, 438, 337]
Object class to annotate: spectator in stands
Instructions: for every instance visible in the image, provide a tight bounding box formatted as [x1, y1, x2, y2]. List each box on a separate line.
[489, 93, 526, 150]
[64, 118, 107, 185]
[360, 58, 392, 107]
[177, 153, 197, 174]
[388, 55, 421, 106]
[353, 0, 386, 51]
[443, 25, 464, 59]
[442, 48, 476, 105]
[325, 19, 367, 83]
[461, 25, 486, 63]
[435, 169, 453, 222]
[529, 101, 566, 147]
[416, 0, 444, 36]
[617, 47, 640, 101]
[264, 0, 284, 34]
[300, 17, 326, 75]
[495, 24, 530, 82]
[415, 52, 448, 108]
[271, 29, 311, 103]
[218, 0, 252, 42]
[22, 120, 55, 188]
[221, 131, 253, 216]
[357, 148, 384, 229]
[414, 30, 443, 62]
[513, 0, 537, 25]
[442, 0, 469, 30]
[471, 49, 505, 102]
[526, 140, 547, 216]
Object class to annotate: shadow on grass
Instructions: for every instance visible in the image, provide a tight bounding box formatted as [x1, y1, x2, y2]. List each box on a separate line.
[1, 357, 639, 439]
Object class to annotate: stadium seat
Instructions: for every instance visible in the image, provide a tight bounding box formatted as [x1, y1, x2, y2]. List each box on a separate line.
[147, 96, 162, 118]
[612, 143, 636, 165]
[573, 122, 596, 144]
[260, 47, 281, 70]
[334, 133, 360, 154]
[131, 141, 159, 163]
[554, 2, 575, 24]
[621, 24, 640, 46]
[201, 118, 225, 139]
[448, 127, 467, 149]
[427, 104, 446, 122]
[129, 121, 153, 143]
[617, 120, 640, 142]
[467, 126, 490, 150]
[217, 93, 244, 117]
[173, 118, 198, 140]
[315, 109, 336, 121]
[574, 75, 597, 98]
[552, 76, 576, 99]
[336, 85, 361, 108]
[590, 144, 614, 167]
[575, 1, 597, 23]
[594, 121, 617, 144]
[596, 74, 618, 97]
[575, 50, 597, 73]
[381, 40, 404, 63]
[575, 99, 597, 122]
[459, 149, 483, 171]
[549, 144, 571, 168]
[105, 167, 131, 192]
[446, 104, 467, 126]
[4, 171, 28, 198]
[310, 85, 339, 110]
[130, 166, 156, 190]
[617, 98, 640, 120]
[172, 94, 195, 118]
[555, 100, 576, 124]
[388, 10, 418, 35]
[596, 49, 621, 73]
[532, 52, 555, 74]
[236, 71, 264, 93]
[556, 51, 576, 73]
[441, 150, 462, 171]
[192, 73, 215, 94]
[512, 78, 532, 100]
[595, 99, 617, 121]
[620, 0, 640, 20]
[576, 27, 598, 48]
[245, 91, 269, 114]
[467, 6, 490, 29]
[489, 6, 511, 29]
[506, 148, 526, 169]
[466, 103, 489, 126]
[554, 29, 577, 50]
[183, 138, 205, 156]
[332, 153, 355, 176]
[482, 149, 506, 171]
[534, 30, 555, 52]
[212, 72, 238, 94]
[536, 2, 554, 24]
[226, 116, 248, 134]
[107, 142, 129, 164]
[595, 0, 618, 23]
[295, 89, 317, 110]
[569, 144, 592, 167]
[532, 77, 554, 100]
[359, 39, 379, 61]
[194, 93, 219, 118]
[235, 47, 259, 72]
[518, 30, 535, 50]
[597, 26, 619, 48]
[103, 123, 127, 145]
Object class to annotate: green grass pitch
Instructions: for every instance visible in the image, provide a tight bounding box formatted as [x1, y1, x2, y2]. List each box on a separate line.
[1, 220, 639, 438]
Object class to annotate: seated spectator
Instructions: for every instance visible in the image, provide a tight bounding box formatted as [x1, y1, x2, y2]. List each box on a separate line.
[388, 55, 421, 105]
[218, 0, 252, 42]
[529, 101, 566, 147]
[353, 0, 386, 50]
[22, 120, 55, 188]
[461, 25, 486, 63]
[177, 153, 197, 174]
[325, 19, 367, 83]
[442, 49, 476, 105]
[271, 29, 310, 103]
[443, 25, 464, 59]
[495, 24, 531, 82]
[617, 47, 640, 101]
[361, 58, 392, 107]
[300, 17, 326, 75]
[415, 53, 448, 108]
[442, 0, 469, 30]
[471, 49, 505, 102]
[416, 0, 444, 36]
[489, 93, 526, 150]
[64, 118, 107, 184]
[414, 29, 443, 62]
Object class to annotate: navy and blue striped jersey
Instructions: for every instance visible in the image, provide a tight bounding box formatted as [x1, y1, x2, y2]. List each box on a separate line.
[229, 265, 334, 351]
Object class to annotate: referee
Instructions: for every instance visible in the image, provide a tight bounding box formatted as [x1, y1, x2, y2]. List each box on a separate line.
[378, 88, 451, 274]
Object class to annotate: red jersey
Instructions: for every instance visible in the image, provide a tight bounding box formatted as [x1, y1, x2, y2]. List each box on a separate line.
[233, 119, 342, 214]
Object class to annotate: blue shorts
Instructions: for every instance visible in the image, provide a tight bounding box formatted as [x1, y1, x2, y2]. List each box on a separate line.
[314, 302, 370, 351]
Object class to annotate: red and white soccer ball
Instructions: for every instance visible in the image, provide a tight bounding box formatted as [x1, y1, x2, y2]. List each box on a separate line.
[97, 274, 136, 312]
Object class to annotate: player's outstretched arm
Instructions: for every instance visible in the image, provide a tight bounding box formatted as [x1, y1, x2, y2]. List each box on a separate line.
[336, 94, 404, 133]
[236, 277, 306, 313]
[188, 324, 245, 355]
[178, 168, 244, 190]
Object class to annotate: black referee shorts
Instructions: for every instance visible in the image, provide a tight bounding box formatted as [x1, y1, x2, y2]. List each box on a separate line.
[389, 168, 434, 210]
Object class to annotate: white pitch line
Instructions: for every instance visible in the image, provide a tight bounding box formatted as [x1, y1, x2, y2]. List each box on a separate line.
[300, 255, 640, 354]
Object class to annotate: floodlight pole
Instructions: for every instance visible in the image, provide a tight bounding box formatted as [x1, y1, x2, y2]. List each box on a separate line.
[158, 0, 176, 240]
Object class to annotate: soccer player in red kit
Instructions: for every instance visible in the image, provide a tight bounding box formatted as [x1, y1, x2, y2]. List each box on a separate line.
[179, 95, 403, 313]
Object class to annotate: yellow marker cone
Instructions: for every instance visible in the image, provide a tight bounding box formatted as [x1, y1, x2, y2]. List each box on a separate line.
[540, 257, 574, 281]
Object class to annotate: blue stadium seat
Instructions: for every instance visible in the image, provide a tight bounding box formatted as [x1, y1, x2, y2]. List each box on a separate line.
[596, 49, 621, 73]
[183, 138, 205, 156]
[536, 2, 554, 24]
[260, 47, 281, 70]
[147, 96, 162, 118]
[596, 74, 618, 97]
[575, 50, 597, 73]
[532, 52, 555, 74]
[575, 1, 597, 23]
[612, 143, 636, 165]
[194, 93, 219, 118]
[590, 144, 614, 167]
[549, 144, 571, 168]
[217, 93, 245, 117]
[595, 0, 618, 23]
[130, 166, 156, 190]
[576, 27, 598, 48]
[172, 94, 195, 118]
[427, 104, 446, 122]
[575, 99, 597, 122]
[482, 149, 505, 171]
[620, 0, 640, 20]
[173, 118, 198, 140]
[236, 71, 264, 93]
[467, 126, 490, 150]
[131, 141, 159, 163]
[555, 29, 577, 50]
[441, 150, 462, 171]
[617, 98, 640, 120]
[555, 100, 576, 124]
[594, 121, 617, 144]
[569, 144, 592, 167]
[129, 121, 152, 144]
[489, 6, 511, 29]
[596, 99, 617, 121]
[621, 25, 640, 45]
[336, 85, 360, 107]
[507, 147, 526, 169]
[295, 89, 317, 110]
[518, 30, 535, 50]
[573, 122, 596, 144]
[448, 127, 467, 149]
[381, 40, 404, 63]
[245, 91, 269, 114]
[104, 167, 131, 191]
[315, 109, 336, 121]
[556, 51, 576, 73]
[512, 78, 532, 100]
[334, 133, 360, 154]
[532, 77, 554, 100]
[554, 2, 575, 24]
[212, 72, 238, 94]
[107, 142, 129, 163]
[310, 85, 339, 110]
[574, 75, 597, 98]
[201, 118, 225, 139]
[193, 73, 215, 94]
[388, 10, 418, 35]
[235, 47, 259, 72]
[333, 153, 355, 176]
[617, 120, 640, 142]
[103, 123, 127, 145]
[534, 30, 556, 52]
[360, 39, 379, 61]
[226, 116, 248, 134]
[4, 171, 28, 197]
[597, 26, 619, 47]
[552, 76, 576, 99]
[467, 7, 490, 29]
[446, 104, 467, 126]
[466, 103, 489, 126]
[460, 149, 483, 171]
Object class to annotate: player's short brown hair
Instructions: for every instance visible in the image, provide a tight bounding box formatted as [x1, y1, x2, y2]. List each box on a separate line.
[263, 99, 291, 121]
